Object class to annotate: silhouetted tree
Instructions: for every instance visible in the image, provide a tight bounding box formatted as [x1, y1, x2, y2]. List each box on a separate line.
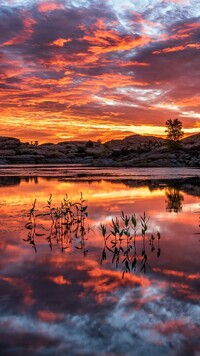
[165, 188, 184, 213]
[165, 118, 184, 148]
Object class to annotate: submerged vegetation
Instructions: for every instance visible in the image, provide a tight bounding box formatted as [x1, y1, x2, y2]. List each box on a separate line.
[25, 194, 161, 277]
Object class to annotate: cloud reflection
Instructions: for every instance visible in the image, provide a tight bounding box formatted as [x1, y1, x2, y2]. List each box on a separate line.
[0, 175, 200, 355]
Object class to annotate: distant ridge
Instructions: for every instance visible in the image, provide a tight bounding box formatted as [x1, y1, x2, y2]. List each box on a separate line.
[0, 133, 199, 167]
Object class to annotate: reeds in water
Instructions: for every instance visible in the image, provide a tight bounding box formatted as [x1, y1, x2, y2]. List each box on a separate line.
[24, 193, 89, 254]
[100, 211, 161, 277]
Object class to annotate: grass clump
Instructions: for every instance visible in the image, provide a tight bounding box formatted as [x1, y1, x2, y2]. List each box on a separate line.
[100, 211, 161, 278]
[24, 195, 161, 278]
[24, 193, 89, 254]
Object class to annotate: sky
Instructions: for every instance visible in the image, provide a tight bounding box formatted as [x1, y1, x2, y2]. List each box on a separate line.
[0, 0, 200, 143]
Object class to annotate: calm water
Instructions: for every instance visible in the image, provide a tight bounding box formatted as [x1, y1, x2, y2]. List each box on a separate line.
[0, 167, 199, 356]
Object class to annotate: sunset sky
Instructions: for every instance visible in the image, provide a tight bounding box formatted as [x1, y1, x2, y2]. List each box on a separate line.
[0, 0, 200, 143]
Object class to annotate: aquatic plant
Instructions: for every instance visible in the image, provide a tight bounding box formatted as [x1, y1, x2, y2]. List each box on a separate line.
[23, 199, 37, 252]
[100, 212, 161, 277]
[24, 196, 162, 277]
[24, 193, 89, 254]
[194, 203, 200, 236]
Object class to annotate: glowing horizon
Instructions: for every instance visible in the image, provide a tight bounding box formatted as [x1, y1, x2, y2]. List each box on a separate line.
[0, 0, 200, 143]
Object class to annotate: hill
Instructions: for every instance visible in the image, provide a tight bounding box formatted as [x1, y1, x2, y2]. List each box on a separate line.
[0, 133, 199, 167]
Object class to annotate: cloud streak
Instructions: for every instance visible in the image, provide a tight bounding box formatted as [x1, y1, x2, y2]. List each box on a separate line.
[0, 0, 199, 142]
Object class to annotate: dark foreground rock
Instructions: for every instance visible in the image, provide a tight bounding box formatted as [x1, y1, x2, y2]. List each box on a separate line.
[0, 133, 199, 167]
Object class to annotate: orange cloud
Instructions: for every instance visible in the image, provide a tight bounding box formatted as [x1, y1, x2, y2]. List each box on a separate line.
[50, 275, 71, 285]
[171, 22, 200, 40]
[49, 38, 72, 47]
[37, 1, 65, 12]
[81, 263, 150, 303]
[81, 19, 151, 55]
[82, 73, 148, 89]
[117, 61, 150, 67]
[153, 268, 200, 281]
[173, 96, 200, 108]
[153, 43, 200, 54]
[0, 4, 199, 143]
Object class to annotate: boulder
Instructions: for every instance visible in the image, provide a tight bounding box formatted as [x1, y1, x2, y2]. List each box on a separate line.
[0, 136, 21, 148]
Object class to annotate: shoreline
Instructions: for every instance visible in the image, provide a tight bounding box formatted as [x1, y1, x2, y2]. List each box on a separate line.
[0, 133, 200, 167]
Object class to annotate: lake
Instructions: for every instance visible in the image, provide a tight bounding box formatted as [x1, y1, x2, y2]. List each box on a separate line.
[0, 166, 199, 355]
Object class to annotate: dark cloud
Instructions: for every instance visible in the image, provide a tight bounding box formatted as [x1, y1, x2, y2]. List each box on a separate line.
[0, 0, 199, 142]
[0, 7, 24, 43]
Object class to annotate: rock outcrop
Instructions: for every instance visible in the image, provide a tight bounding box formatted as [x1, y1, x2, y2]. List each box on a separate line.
[0, 134, 199, 167]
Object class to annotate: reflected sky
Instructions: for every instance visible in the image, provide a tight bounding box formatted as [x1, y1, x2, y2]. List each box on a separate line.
[0, 169, 200, 355]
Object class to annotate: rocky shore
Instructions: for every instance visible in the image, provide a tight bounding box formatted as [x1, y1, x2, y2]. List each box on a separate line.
[0, 133, 199, 167]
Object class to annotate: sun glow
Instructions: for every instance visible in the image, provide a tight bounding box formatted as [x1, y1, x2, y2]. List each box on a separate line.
[0, 0, 199, 142]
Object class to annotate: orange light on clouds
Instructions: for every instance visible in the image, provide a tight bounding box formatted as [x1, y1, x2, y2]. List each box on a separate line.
[49, 38, 72, 47]
[153, 43, 200, 54]
[0, 0, 199, 143]
[37, 1, 65, 12]
[50, 275, 71, 285]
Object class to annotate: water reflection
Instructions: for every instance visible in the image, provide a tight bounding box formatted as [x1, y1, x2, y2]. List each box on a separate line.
[165, 188, 184, 213]
[100, 213, 161, 277]
[1, 172, 200, 218]
[0, 170, 200, 355]
[24, 194, 90, 255]
[0, 176, 20, 187]
[23, 196, 162, 278]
